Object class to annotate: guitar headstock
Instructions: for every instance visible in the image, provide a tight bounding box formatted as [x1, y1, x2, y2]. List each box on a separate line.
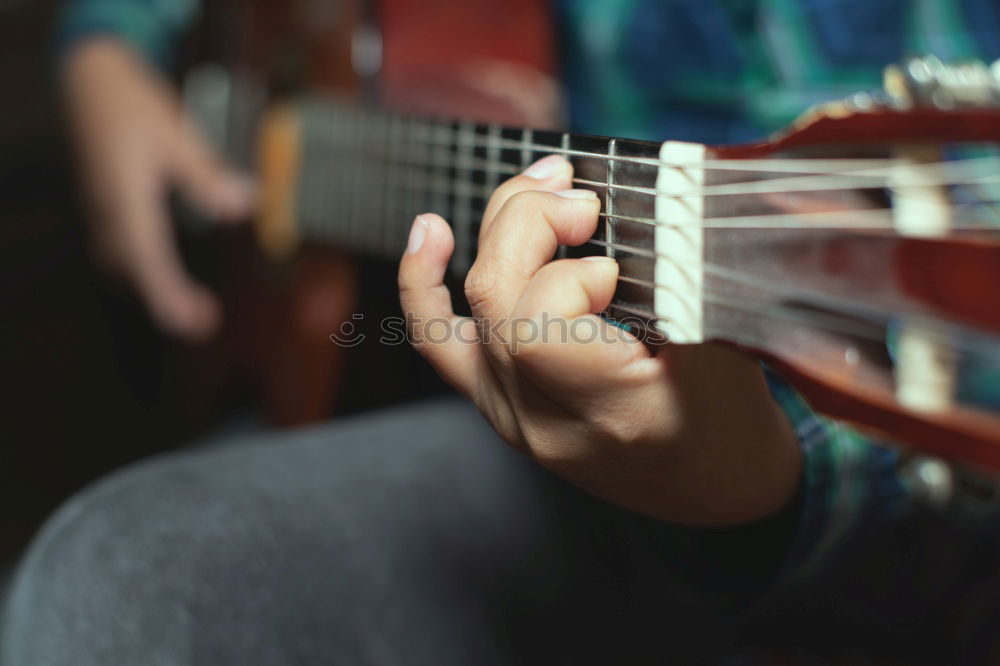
[641, 57, 1000, 479]
[714, 57, 1000, 160]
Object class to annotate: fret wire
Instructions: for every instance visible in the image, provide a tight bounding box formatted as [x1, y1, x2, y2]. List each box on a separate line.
[557, 133, 571, 260]
[453, 122, 476, 273]
[406, 119, 426, 222]
[605, 138, 618, 261]
[410, 120, 428, 239]
[431, 123, 452, 220]
[379, 115, 398, 253]
[520, 128, 533, 170]
[486, 125, 502, 190]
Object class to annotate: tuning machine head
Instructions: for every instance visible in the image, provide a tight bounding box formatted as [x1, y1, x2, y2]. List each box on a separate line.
[884, 55, 1000, 110]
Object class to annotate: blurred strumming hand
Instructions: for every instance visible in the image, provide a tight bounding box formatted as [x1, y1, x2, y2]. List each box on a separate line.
[63, 39, 255, 341]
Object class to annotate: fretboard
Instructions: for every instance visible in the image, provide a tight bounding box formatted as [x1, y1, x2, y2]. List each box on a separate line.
[290, 97, 661, 325]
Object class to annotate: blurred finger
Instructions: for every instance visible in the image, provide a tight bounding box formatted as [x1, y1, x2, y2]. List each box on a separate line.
[168, 118, 256, 222]
[114, 178, 221, 340]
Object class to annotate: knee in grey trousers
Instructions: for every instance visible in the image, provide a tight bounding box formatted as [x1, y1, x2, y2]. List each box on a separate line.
[1, 399, 725, 666]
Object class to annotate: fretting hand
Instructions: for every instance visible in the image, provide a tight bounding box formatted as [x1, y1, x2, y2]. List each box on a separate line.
[399, 155, 802, 526]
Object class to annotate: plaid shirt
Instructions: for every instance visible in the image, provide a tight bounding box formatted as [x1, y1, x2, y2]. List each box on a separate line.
[56, 0, 1000, 658]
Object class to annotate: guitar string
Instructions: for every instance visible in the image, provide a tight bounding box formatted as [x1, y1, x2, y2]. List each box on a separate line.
[298, 143, 1000, 331]
[595, 237, 997, 346]
[301, 137, 1000, 229]
[299, 107, 1000, 193]
[602, 273, 1000, 369]
[315, 133, 1000, 197]
[296, 114, 1000, 332]
[587, 237, 919, 327]
[283, 109, 1000, 404]
[297, 151, 1000, 356]
[302, 150, 1000, 232]
[301, 102, 1000, 175]
[293, 145, 1000, 382]
[592, 241, 1000, 364]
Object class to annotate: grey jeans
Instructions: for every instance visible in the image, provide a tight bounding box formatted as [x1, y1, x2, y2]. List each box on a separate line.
[0, 399, 738, 666]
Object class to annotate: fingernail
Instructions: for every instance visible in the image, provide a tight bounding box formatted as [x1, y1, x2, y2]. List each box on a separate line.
[555, 189, 597, 199]
[406, 215, 429, 254]
[524, 154, 568, 179]
[582, 255, 616, 263]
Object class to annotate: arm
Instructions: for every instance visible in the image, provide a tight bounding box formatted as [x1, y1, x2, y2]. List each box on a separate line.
[396, 154, 918, 614]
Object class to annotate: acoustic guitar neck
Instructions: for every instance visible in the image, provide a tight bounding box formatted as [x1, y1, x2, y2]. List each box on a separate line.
[186, 58, 1000, 473]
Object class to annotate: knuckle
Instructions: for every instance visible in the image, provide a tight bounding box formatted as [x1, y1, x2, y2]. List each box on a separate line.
[502, 190, 543, 219]
[463, 266, 497, 311]
[519, 421, 571, 465]
[535, 259, 574, 283]
[488, 178, 522, 205]
[587, 411, 647, 448]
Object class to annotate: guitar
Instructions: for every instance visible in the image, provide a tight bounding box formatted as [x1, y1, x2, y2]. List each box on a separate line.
[186, 4, 1000, 476]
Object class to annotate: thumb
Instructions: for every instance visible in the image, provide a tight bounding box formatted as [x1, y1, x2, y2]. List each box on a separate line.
[167, 117, 256, 222]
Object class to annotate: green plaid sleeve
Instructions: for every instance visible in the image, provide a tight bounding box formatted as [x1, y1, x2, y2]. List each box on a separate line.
[638, 369, 910, 614]
[55, 0, 198, 69]
[765, 369, 909, 582]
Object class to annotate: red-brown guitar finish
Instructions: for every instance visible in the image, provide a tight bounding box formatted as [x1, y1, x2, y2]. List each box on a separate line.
[712, 108, 1000, 472]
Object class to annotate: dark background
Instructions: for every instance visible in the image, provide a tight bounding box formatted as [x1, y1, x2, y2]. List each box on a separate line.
[0, 0, 187, 564]
[0, 0, 164, 562]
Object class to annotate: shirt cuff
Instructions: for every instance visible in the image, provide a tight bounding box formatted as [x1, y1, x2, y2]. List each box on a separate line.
[55, 0, 197, 70]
